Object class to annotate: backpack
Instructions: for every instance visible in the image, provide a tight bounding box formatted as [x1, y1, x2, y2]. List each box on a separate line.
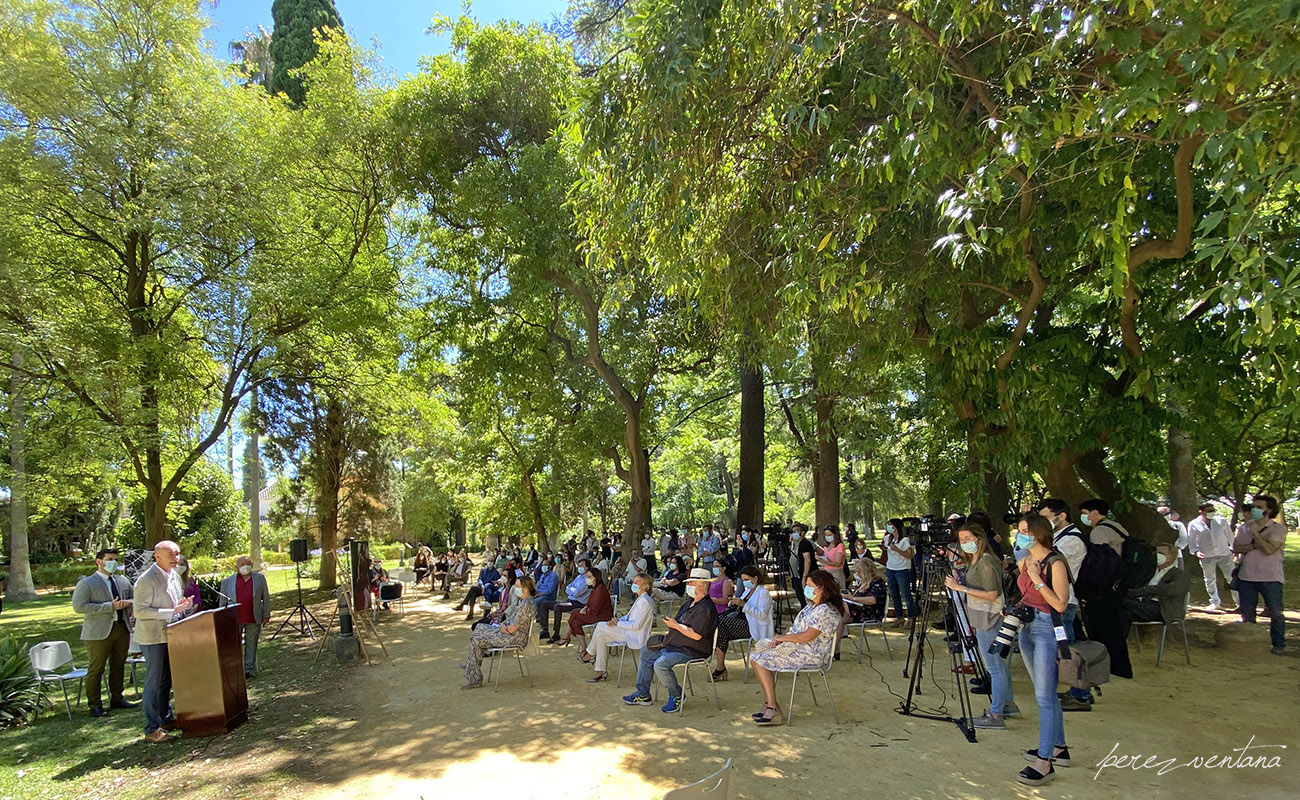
[1073, 538, 1122, 601]
[1059, 639, 1111, 690]
[1095, 520, 1158, 589]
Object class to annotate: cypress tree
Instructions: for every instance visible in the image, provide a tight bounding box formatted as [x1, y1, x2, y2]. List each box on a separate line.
[268, 0, 343, 106]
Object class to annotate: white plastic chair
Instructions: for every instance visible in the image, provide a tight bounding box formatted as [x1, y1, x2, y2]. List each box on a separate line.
[1130, 592, 1191, 666]
[771, 637, 839, 726]
[485, 618, 534, 691]
[29, 641, 88, 720]
[126, 634, 146, 698]
[653, 628, 721, 714]
[662, 758, 733, 800]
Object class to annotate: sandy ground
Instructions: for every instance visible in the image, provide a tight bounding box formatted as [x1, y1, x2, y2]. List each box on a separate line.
[166, 583, 1293, 800]
[67, 585, 1292, 800]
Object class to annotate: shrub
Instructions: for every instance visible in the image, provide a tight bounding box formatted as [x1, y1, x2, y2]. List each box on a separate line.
[31, 562, 93, 590]
[0, 635, 49, 727]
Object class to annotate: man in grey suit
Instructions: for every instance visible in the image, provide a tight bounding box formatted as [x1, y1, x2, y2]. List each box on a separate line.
[71, 547, 138, 717]
[1123, 542, 1191, 624]
[220, 556, 272, 678]
[132, 540, 193, 743]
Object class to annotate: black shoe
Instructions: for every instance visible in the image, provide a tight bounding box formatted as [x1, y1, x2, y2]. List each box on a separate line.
[1060, 696, 1092, 712]
[110, 699, 138, 709]
[90, 707, 108, 718]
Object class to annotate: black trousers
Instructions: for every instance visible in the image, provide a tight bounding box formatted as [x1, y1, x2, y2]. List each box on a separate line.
[1122, 597, 1163, 623]
[549, 600, 581, 636]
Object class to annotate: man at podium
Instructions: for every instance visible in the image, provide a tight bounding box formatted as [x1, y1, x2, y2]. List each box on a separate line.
[132, 540, 193, 743]
[219, 556, 272, 678]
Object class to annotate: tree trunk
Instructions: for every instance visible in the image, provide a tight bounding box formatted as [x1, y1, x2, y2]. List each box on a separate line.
[814, 391, 840, 530]
[248, 384, 262, 568]
[622, 413, 652, 554]
[736, 351, 765, 529]
[315, 395, 346, 591]
[523, 469, 547, 547]
[6, 350, 37, 601]
[1045, 447, 1168, 540]
[718, 453, 736, 522]
[1167, 423, 1197, 523]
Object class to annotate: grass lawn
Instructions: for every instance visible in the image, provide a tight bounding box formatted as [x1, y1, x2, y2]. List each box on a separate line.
[1, 566, 347, 800]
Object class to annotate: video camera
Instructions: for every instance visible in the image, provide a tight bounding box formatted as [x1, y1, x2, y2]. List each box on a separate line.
[902, 515, 954, 553]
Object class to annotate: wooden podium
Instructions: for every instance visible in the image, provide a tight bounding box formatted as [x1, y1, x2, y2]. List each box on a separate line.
[167, 606, 248, 738]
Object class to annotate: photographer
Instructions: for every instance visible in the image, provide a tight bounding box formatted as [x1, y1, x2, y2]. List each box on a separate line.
[944, 524, 1015, 730]
[882, 519, 916, 627]
[1014, 514, 1073, 786]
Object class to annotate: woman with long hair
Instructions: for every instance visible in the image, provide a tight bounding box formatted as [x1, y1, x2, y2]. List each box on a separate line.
[944, 523, 1015, 730]
[177, 556, 202, 614]
[1014, 514, 1072, 786]
[746, 569, 843, 725]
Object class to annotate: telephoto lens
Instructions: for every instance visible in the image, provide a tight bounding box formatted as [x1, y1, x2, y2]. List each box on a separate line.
[989, 605, 1035, 657]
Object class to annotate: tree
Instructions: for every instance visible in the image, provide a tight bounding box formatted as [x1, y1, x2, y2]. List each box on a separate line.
[0, 1, 394, 547]
[269, 0, 342, 107]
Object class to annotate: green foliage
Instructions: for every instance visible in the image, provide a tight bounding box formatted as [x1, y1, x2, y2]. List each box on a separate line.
[0, 635, 47, 728]
[269, 0, 343, 106]
[117, 459, 248, 557]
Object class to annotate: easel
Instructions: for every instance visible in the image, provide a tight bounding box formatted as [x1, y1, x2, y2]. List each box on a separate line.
[314, 559, 388, 665]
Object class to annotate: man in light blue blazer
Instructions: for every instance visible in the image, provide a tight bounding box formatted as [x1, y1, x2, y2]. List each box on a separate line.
[132, 540, 193, 743]
[71, 547, 137, 717]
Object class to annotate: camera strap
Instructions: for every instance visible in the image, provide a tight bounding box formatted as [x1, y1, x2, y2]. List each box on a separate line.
[1041, 553, 1075, 660]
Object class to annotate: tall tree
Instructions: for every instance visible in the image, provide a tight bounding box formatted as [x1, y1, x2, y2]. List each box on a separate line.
[268, 0, 342, 107]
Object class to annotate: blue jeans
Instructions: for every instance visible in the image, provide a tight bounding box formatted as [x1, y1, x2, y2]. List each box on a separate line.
[1238, 580, 1286, 648]
[886, 568, 915, 619]
[140, 643, 173, 734]
[1060, 603, 1090, 701]
[1018, 611, 1066, 760]
[974, 626, 1014, 717]
[634, 647, 694, 699]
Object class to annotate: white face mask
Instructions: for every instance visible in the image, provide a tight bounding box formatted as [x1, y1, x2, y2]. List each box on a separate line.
[824, 534, 834, 543]
[177, 565, 187, 576]
[102, 560, 118, 573]
[238, 564, 252, 576]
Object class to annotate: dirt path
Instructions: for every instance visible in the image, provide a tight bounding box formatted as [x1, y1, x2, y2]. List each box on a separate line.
[173, 586, 1290, 800]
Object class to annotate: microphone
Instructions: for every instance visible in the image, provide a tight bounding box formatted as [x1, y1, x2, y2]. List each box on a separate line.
[201, 577, 238, 606]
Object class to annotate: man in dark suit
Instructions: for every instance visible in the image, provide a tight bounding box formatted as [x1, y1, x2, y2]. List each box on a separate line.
[71, 547, 138, 717]
[1123, 542, 1190, 624]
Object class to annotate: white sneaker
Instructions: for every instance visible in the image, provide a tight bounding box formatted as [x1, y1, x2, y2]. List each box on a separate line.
[1205, 604, 1220, 613]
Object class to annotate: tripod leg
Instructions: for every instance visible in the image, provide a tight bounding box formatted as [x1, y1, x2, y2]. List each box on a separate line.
[313, 604, 339, 665]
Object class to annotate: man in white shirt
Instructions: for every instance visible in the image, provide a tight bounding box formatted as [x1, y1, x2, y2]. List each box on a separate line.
[640, 531, 658, 575]
[616, 549, 648, 602]
[1188, 502, 1237, 611]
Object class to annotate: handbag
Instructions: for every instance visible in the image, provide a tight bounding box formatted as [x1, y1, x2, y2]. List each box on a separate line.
[646, 634, 667, 650]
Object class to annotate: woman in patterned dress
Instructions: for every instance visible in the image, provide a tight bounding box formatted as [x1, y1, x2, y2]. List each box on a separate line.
[461, 576, 537, 689]
[747, 569, 843, 725]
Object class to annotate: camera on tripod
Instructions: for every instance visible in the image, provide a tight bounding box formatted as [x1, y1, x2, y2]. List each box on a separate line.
[989, 604, 1035, 658]
[903, 515, 953, 553]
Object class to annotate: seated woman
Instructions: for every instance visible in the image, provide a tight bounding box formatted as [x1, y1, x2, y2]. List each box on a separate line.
[414, 546, 433, 585]
[652, 556, 688, 604]
[472, 570, 518, 628]
[747, 569, 843, 725]
[581, 572, 655, 682]
[440, 552, 473, 598]
[564, 566, 614, 650]
[712, 565, 773, 680]
[461, 576, 536, 689]
[846, 558, 887, 623]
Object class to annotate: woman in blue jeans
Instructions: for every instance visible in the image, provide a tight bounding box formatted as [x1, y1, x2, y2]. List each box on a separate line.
[1013, 513, 1072, 786]
[944, 523, 1015, 729]
[882, 519, 916, 627]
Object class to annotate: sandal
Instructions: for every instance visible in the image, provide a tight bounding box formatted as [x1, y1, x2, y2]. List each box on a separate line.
[753, 705, 782, 725]
[711, 668, 728, 681]
[1017, 765, 1054, 785]
[579, 652, 595, 664]
[586, 672, 609, 683]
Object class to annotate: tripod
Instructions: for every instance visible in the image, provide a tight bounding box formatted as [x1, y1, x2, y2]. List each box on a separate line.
[271, 560, 324, 640]
[897, 550, 981, 743]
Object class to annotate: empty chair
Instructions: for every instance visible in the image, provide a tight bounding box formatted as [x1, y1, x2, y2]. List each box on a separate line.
[662, 758, 733, 800]
[126, 634, 146, 698]
[29, 641, 88, 720]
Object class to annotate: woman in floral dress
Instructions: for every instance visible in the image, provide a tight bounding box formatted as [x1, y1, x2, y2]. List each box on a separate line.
[461, 576, 536, 689]
[748, 569, 843, 725]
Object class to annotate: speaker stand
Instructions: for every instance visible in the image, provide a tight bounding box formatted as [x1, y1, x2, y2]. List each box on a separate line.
[271, 561, 324, 640]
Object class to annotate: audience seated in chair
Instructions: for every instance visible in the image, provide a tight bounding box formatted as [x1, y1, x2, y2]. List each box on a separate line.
[455, 563, 501, 615]
[539, 559, 592, 642]
[622, 568, 719, 713]
[847, 559, 887, 623]
[582, 573, 655, 682]
[1123, 543, 1189, 624]
[564, 566, 614, 651]
[712, 565, 773, 680]
[652, 556, 689, 604]
[440, 552, 473, 598]
[747, 569, 843, 725]
[472, 570, 518, 627]
[462, 577, 536, 690]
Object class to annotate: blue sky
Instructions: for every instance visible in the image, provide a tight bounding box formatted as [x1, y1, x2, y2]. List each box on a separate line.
[203, 0, 572, 79]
